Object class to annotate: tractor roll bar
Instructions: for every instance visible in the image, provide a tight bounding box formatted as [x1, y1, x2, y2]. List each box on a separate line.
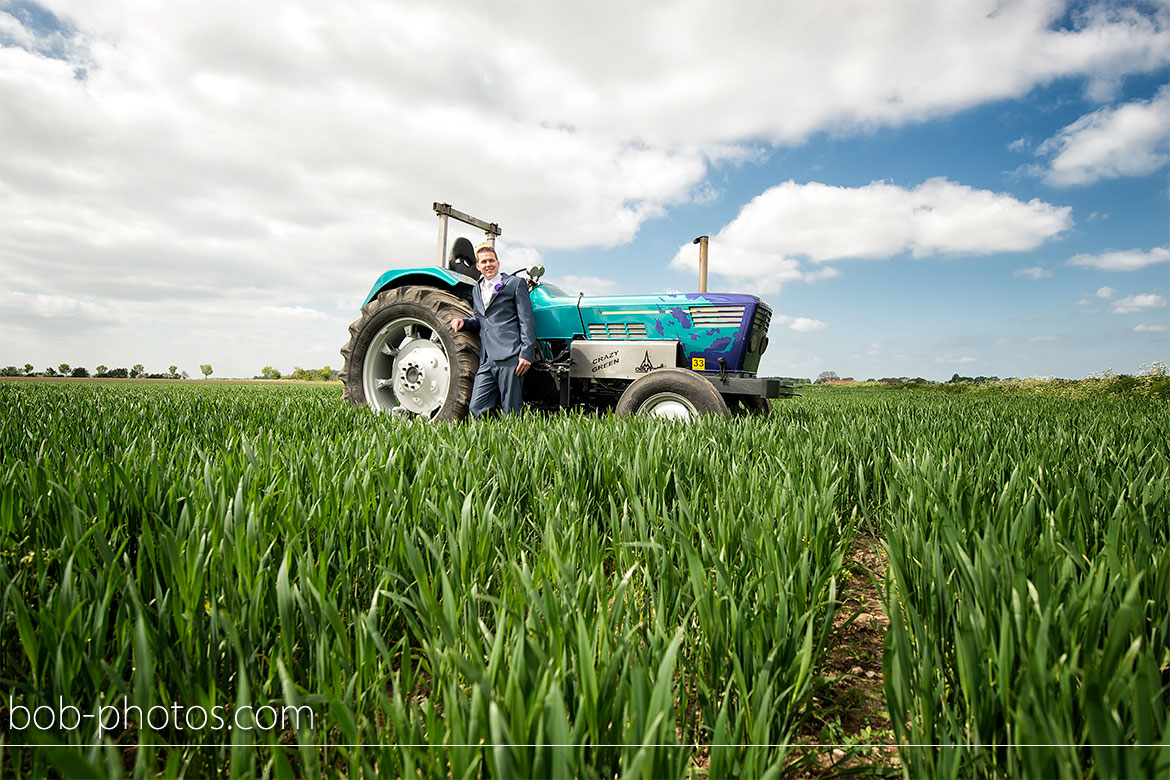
[434, 203, 502, 267]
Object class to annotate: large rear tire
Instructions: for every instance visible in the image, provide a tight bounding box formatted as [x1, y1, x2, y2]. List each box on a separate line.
[615, 368, 730, 420]
[340, 286, 480, 420]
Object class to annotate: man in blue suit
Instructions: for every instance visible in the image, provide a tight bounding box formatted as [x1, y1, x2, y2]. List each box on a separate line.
[450, 243, 536, 417]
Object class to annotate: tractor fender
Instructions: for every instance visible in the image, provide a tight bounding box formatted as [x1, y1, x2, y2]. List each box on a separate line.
[361, 267, 476, 306]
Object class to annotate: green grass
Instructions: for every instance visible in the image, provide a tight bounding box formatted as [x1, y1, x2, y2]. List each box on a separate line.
[877, 396, 1170, 778]
[1, 382, 1167, 778]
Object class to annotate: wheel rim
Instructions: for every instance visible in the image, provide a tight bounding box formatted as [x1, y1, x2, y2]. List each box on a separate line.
[639, 391, 698, 419]
[362, 317, 451, 417]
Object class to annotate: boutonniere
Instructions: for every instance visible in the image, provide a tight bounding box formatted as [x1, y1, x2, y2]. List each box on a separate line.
[493, 281, 504, 293]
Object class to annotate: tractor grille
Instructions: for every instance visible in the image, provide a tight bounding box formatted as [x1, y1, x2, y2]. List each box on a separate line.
[689, 305, 747, 327]
[588, 322, 649, 339]
[752, 305, 772, 334]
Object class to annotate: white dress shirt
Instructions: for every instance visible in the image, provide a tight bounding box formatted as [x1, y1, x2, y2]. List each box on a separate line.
[480, 272, 502, 307]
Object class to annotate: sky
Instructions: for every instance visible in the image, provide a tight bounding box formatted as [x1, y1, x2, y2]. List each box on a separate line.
[1, 0, 1167, 381]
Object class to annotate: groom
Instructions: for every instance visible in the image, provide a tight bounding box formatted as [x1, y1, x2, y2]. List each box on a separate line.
[450, 243, 536, 417]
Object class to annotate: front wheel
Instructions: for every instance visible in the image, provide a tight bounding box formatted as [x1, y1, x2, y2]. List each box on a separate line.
[615, 368, 730, 420]
[339, 286, 480, 420]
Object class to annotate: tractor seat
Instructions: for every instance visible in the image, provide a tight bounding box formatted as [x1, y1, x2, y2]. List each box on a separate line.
[448, 237, 481, 280]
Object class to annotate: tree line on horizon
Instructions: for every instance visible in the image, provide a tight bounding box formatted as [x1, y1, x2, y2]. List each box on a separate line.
[1, 363, 340, 381]
[256, 366, 338, 381]
[0, 363, 188, 379]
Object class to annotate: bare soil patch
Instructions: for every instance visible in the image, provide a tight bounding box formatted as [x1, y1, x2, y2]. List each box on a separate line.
[792, 536, 899, 777]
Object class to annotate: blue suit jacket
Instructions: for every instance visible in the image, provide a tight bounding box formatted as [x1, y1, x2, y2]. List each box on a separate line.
[462, 274, 537, 364]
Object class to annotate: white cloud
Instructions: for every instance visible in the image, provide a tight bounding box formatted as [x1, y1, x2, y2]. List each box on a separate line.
[1068, 246, 1170, 271]
[1014, 266, 1051, 279]
[851, 342, 882, 359]
[455, 0, 1170, 146]
[256, 305, 337, 323]
[1029, 334, 1059, 342]
[1110, 293, 1168, 314]
[554, 275, 620, 296]
[495, 242, 545, 275]
[0, 287, 117, 324]
[1037, 86, 1170, 186]
[670, 178, 1072, 288]
[934, 356, 977, 364]
[1134, 323, 1169, 332]
[803, 266, 841, 282]
[1077, 285, 1116, 306]
[775, 315, 828, 333]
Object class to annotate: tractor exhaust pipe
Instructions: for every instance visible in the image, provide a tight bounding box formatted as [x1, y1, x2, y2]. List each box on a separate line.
[693, 235, 709, 293]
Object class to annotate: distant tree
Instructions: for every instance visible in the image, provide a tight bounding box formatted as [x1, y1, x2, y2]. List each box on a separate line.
[168, 365, 178, 377]
[107, 367, 129, 378]
[71, 366, 90, 378]
[131, 363, 145, 379]
[58, 363, 70, 375]
[1, 366, 19, 377]
[23, 363, 34, 376]
[816, 370, 840, 384]
[44, 366, 58, 377]
[181, 370, 190, 379]
[260, 365, 282, 380]
[200, 364, 213, 379]
[317, 365, 332, 381]
[95, 364, 108, 376]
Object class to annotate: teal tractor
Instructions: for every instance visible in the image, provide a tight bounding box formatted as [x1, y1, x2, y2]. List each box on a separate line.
[340, 204, 794, 420]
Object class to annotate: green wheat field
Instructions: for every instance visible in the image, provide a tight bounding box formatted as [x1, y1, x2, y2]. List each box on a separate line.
[1, 381, 1167, 778]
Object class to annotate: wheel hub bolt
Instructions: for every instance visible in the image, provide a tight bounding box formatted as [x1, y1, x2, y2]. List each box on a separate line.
[400, 361, 424, 391]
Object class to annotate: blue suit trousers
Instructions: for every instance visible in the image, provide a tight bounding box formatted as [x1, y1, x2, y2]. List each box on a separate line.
[469, 359, 524, 417]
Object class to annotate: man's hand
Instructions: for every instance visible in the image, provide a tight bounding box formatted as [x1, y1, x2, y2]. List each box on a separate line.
[450, 318, 464, 331]
[515, 358, 531, 376]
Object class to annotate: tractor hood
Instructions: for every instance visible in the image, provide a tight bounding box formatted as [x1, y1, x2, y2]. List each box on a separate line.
[531, 287, 772, 374]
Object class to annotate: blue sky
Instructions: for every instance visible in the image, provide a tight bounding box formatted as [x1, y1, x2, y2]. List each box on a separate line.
[1, 0, 1167, 380]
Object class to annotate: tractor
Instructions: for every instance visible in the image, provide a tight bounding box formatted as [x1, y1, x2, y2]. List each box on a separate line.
[340, 203, 795, 420]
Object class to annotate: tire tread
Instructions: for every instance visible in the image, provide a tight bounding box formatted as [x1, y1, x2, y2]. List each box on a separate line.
[339, 286, 479, 419]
